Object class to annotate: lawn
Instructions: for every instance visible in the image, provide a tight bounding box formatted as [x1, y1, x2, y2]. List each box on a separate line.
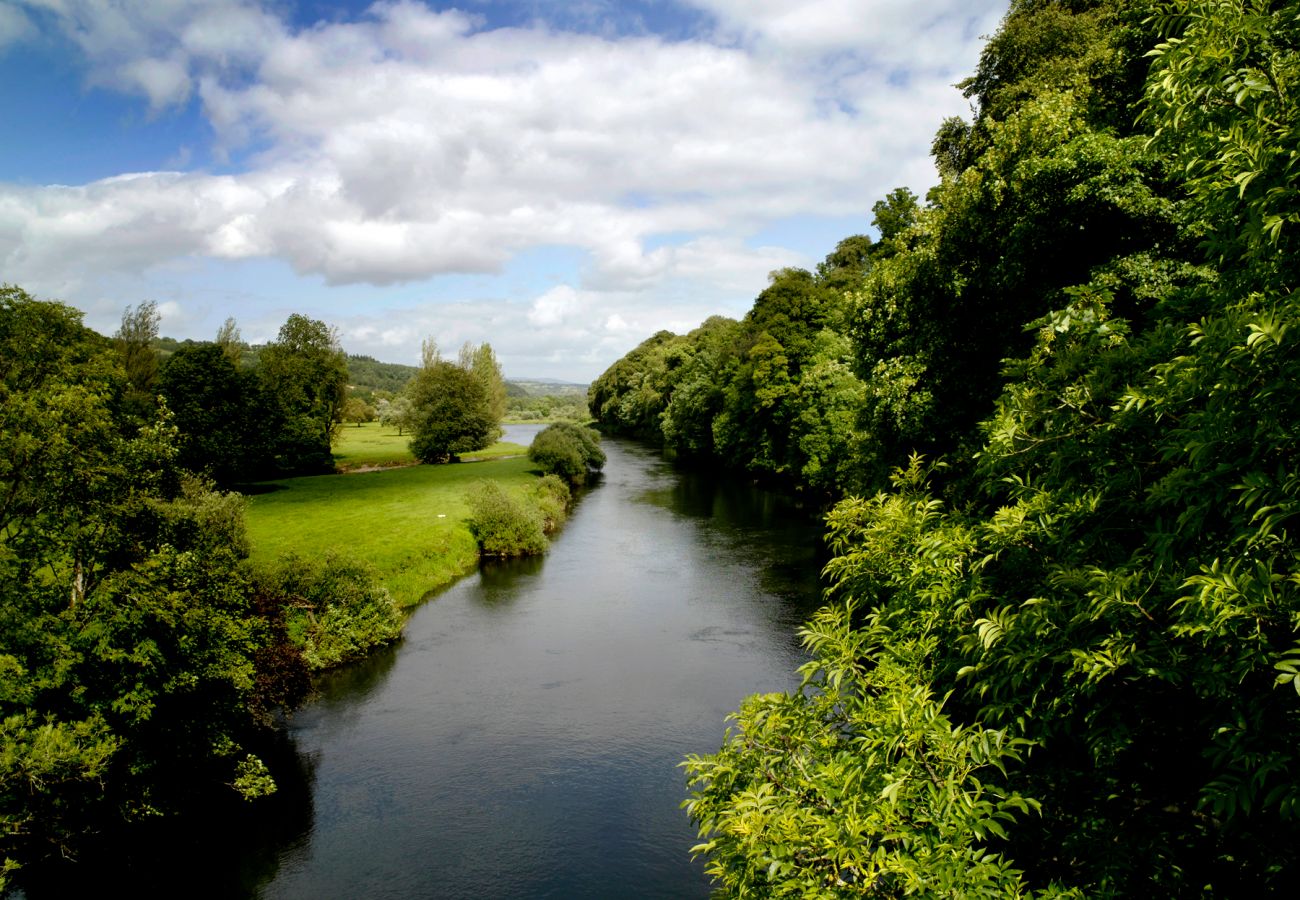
[331, 422, 528, 470]
[244, 455, 541, 608]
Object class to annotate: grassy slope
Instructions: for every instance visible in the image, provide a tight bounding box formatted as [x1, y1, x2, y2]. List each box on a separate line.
[332, 422, 527, 470]
[244, 455, 539, 608]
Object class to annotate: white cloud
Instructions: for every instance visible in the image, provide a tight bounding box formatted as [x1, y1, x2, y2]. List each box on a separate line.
[2, 0, 1007, 377]
[690, 0, 1006, 65]
[0, 4, 35, 48]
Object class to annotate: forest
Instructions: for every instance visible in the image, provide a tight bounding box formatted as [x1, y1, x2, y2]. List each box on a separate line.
[590, 0, 1300, 894]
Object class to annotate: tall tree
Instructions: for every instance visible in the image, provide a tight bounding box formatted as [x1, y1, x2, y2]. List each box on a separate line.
[113, 300, 160, 420]
[215, 316, 243, 366]
[258, 314, 348, 473]
[459, 341, 507, 441]
[406, 359, 496, 464]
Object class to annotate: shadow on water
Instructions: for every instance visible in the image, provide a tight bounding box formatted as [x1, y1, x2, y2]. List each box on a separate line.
[14, 726, 317, 900]
[12, 644, 407, 899]
[475, 554, 548, 609]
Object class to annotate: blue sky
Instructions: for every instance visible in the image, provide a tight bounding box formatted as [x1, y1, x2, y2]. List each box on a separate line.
[0, 1, 1006, 381]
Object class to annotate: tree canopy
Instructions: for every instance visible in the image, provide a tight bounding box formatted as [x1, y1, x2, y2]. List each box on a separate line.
[592, 0, 1300, 893]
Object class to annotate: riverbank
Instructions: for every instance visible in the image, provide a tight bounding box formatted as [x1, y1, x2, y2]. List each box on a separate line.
[245, 453, 542, 609]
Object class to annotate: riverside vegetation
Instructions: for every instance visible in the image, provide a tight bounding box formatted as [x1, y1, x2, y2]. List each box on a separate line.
[0, 285, 584, 886]
[590, 0, 1300, 894]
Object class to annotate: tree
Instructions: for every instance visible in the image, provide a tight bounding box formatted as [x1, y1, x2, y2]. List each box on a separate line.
[459, 341, 507, 439]
[258, 314, 348, 473]
[407, 360, 496, 463]
[528, 423, 605, 484]
[0, 287, 307, 887]
[157, 342, 283, 483]
[114, 299, 161, 420]
[216, 316, 243, 366]
[684, 0, 1300, 893]
[341, 397, 376, 426]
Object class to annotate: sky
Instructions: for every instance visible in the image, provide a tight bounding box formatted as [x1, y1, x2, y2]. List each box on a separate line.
[0, 0, 1008, 381]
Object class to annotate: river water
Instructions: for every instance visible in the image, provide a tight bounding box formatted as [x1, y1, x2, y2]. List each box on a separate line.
[18, 429, 826, 897]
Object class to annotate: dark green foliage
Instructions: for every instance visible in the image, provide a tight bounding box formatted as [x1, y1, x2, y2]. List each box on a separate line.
[157, 342, 280, 484]
[0, 288, 307, 886]
[407, 359, 498, 463]
[254, 553, 403, 671]
[345, 354, 417, 394]
[682, 0, 1300, 895]
[528, 423, 605, 484]
[464, 480, 549, 557]
[259, 314, 348, 474]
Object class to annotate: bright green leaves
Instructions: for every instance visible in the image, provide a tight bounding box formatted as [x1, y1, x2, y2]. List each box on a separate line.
[683, 634, 1044, 898]
[1145, 0, 1300, 266]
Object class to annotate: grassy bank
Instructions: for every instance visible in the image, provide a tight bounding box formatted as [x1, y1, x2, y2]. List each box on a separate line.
[244, 455, 540, 607]
[332, 422, 527, 471]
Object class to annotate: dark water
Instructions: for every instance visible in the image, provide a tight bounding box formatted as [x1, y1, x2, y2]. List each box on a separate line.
[17, 431, 826, 898]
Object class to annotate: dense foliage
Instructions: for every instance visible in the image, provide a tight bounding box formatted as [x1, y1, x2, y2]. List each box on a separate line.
[528, 423, 607, 485]
[0, 288, 311, 887]
[464, 475, 572, 558]
[407, 353, 500, 464]
[254, 553, 404, 670]
[155, 313, 352, 482]
[676, 0, 1300, 894]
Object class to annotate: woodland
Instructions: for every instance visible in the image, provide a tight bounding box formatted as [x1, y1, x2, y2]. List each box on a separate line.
[590, 0, 1300, 894]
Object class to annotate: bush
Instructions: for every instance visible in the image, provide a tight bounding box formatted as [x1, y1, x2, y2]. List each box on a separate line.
[254, 552, 403, 670]
[528, 423, 605, 484]
[532, 474, 572, 535]
[465, 480, 548, 557]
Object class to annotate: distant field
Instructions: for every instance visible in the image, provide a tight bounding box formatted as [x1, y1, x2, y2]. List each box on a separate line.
[244, 455, 540, 607]
[332, 422, 527, 471]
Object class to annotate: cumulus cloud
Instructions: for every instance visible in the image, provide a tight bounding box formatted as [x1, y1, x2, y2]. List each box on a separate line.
[2, 1, 995, 288]
[2, 1, 1006, 376]
[690, 0, 1006, 65]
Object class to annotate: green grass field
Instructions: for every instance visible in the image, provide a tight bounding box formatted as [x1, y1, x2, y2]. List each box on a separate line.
[331, 422, 527, 470]
[244, 454, 541, 608]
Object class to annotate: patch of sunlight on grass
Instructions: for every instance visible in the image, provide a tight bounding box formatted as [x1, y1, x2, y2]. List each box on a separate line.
[332, 422, 527, 470]
[244, 455, 541, 608]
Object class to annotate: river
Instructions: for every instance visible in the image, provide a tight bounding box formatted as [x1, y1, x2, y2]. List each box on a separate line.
[18, 428, 826, 897]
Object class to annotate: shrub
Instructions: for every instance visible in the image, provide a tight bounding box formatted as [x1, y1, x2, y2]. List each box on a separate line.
[528, 423, 605, 484]
[465, 480, 548, 557]
[533, 474, 572, 535]
[254, 552, 403, 670]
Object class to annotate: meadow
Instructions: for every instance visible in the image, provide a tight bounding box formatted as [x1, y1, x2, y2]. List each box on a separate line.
[331, 421, 526, 470]
[245, 433, 538, 607]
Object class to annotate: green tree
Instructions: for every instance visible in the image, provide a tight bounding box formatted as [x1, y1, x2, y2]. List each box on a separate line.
[407, 359, 496, 463]
[258, 313, 348, 473]
[114, 299, 161, 421]
[0, 287, 305, 887]
[459, 341, 508, 437]
[158, 341, 279, 484]
[528, 423, 606, 484]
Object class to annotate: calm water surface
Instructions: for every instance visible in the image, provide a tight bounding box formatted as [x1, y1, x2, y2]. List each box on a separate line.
[23, 429, 825, 898]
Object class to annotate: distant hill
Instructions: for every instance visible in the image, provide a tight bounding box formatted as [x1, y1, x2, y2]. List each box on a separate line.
[154, 339, 586, 399]
[346, 354, 418, 395]
[509, 380, 588, 398]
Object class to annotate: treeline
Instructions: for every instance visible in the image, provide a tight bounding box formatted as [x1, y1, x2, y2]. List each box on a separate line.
[154, 312, 348, 482]
[0, 288, 412, 888]
[609, 0, 1300, 895]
